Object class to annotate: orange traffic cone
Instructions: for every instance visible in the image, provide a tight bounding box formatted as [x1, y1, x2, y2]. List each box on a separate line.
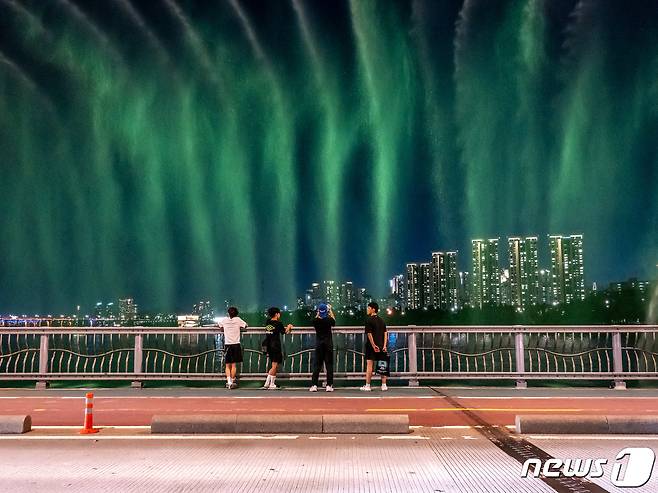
[79, 392, 100, 434]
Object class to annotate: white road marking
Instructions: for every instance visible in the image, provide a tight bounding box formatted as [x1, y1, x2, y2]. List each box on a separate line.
[433, 425, 466, 429]
[0, 395, 445, 400]
[309, 436, 337, 440]
[527, 435, 658, 440]
[0, 435, 300, 441]
[378, 435, 429, 440]
[32, 425, 151, 430]
[4, 394, 656, 400]
[454, 396, 658, 400]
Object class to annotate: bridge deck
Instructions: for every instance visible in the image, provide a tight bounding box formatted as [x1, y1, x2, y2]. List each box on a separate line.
[2, 386, 658, 492]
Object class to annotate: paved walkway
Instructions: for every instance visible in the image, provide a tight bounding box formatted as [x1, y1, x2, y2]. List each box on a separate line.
[1, 427, 657, 492]
[1, 386, 657, 427]
[0, 427, 554, 493]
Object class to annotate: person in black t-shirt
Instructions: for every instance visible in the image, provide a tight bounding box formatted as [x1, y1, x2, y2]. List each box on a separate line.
[310, 303, 335, 392]
[360, 301, 388, 392]
[263, 306, 292, 390]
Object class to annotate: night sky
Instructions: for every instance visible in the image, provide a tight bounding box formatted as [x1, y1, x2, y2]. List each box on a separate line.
[1, 0, 657, 313]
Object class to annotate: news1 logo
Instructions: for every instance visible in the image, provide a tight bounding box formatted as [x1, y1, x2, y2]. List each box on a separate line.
[521, 448, 656, 487]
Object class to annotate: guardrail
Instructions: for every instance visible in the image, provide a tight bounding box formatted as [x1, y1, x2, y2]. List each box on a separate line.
[0, 326, 656, 389]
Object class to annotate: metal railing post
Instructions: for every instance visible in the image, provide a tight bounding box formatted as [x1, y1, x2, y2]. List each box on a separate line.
[407, 331, 419, 387]
[514, 330, 527, 389]
[36, 334, 49, 390]
[612, 331, 626, 390]
[131, 334, 143, 389]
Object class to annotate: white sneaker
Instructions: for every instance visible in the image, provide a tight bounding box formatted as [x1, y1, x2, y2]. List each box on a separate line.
[359, 385, 371, 392]
[268, 384, 279, 390]
[381, 384, 388, 391]
[326, 385, 334, 392]
[309, 385, 318, 392]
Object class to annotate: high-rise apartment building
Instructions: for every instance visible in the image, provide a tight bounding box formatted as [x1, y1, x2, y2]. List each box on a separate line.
[389, 274, 405, 307]
[549, 235, 585, 304]
[431, 251, 459, 310]
[420, 263, 432, 308]
[458, 271, 471, 309]
[406, 263, 421, 310]
[500, 268, 512, 306]
[339, 281, 355, 308]
[119, 298, 138, 321]
[508, 236, 539, 310]
[358, 288, 372, 309]
[471, 239, 500, 308]
[302, 280, 363, 309]
[94, 302, 117, 319]
[321, 280, 338, 306]
[538, 268, 553, 305]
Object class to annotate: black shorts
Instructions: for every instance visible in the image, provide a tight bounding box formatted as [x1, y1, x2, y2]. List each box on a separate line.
[267, 348, 284, 364]
[224, 343, 243, 364]
[365, 344, 388, 362]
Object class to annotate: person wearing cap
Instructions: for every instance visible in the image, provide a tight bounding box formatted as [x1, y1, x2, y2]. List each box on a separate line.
[310, 302, 335, 392]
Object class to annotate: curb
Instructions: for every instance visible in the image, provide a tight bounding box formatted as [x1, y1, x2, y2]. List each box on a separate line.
[516, 414, 658, 434]
[0, 415, 32, 434]
[151, 414, 409, 434]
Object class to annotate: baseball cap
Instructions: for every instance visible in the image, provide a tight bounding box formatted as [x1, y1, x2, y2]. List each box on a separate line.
[318, 303, 328, 318]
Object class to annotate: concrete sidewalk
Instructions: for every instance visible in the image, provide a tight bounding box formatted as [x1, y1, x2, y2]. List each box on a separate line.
[0, 427, 553, 493]
[2, 426, 656, 492]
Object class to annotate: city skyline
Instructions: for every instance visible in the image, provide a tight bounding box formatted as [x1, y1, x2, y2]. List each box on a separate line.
[390, 232, 588, 312]
[0, 230, 655, 315]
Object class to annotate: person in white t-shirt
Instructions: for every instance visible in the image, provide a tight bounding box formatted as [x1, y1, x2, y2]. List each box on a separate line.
[218, 307, 248, 389]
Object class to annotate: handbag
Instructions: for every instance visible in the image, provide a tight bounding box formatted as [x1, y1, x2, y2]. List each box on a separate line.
[375, 352, 390, 376]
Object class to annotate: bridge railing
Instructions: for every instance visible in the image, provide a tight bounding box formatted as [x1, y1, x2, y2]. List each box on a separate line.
[0, 326, 656, 389]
